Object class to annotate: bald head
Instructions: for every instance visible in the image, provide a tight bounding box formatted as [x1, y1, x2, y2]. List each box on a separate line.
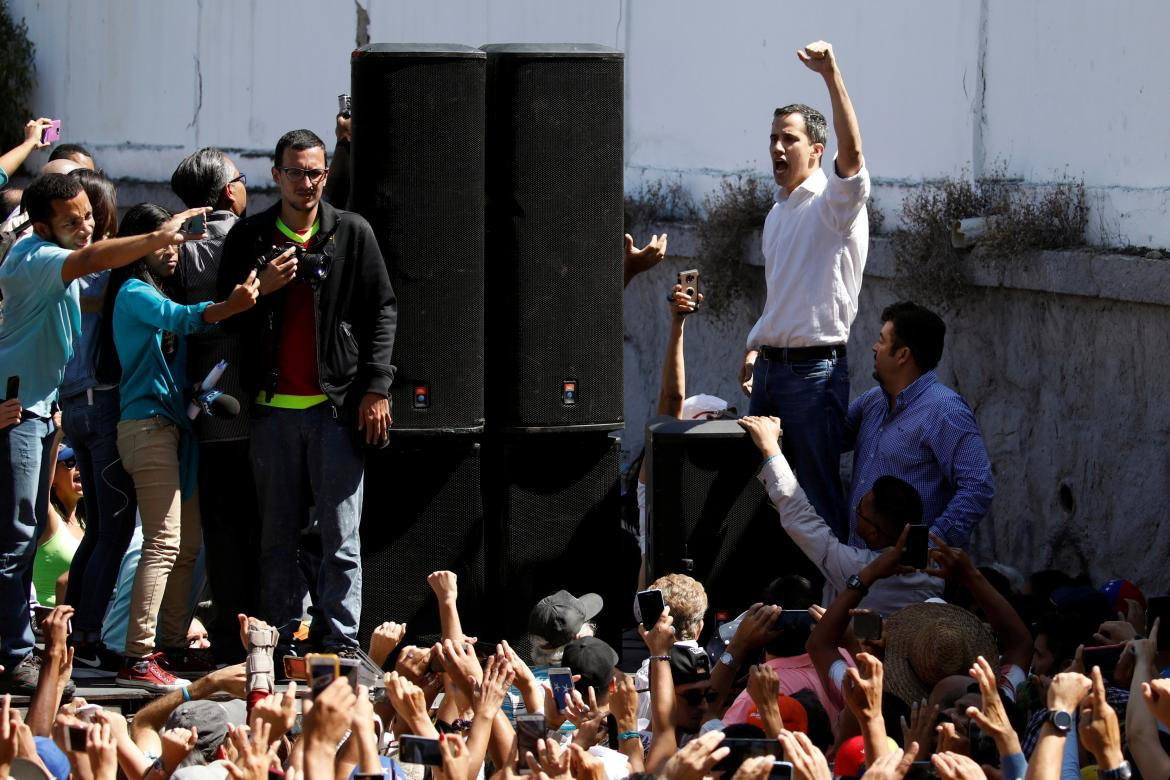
[41, 159, 83, 176]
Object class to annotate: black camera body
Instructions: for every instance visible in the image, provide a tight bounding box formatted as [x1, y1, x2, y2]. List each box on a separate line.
[256, 239, 334, 285]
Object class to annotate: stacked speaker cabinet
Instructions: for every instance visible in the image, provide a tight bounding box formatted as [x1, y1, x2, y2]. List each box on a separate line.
[350, 44, 486, 434]
[351, 43, 630, 657]
[646, 418, 822, 619]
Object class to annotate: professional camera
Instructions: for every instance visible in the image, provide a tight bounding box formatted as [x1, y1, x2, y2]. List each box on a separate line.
[255, 240, 333, 285]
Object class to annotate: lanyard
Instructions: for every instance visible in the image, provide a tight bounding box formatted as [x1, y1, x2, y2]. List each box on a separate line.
[275, 216, 319, 244]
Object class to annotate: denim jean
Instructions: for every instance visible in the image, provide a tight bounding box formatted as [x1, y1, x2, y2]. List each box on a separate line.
[749, 351, 850, 540]
[251, 404, 364, 650]
[61, 388, 137, 639]
[117, 418, 202, 657]
[0, 416, 56, 664]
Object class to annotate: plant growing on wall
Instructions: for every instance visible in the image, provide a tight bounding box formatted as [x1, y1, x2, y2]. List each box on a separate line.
[0, 1, 36, 153]
[695, 174, 773, 316]
[892, 170, 1087, 305]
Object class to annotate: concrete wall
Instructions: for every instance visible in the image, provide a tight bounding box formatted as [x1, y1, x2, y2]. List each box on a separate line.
[9, 0, 1170, 246]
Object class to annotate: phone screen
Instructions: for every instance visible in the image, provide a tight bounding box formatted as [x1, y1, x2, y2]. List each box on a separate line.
[516, 714, 546, 773]
[712, 738, 781, 773]
[67, 725, 89, 752]
[768, 761, 794, 780]
[548, 667, 573, 711]
[636, 588, 665, 628]
[307, 653, 340, 697]
[398, 735, 442, 766]
[853, 612, 883, 642]
[1147, 596, 1170, 651]
[5, 376, 18, 401]
[901, 525, 929, 569]
[1081, 644, 1125, 677]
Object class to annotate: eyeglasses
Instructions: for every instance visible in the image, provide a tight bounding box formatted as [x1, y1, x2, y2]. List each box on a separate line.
[229, 173, 247, 186]
[855, 502, 877, 529]
[680, 689, 719, 706]
[278, 167, 328, 184]
[60, 457, 76, 469]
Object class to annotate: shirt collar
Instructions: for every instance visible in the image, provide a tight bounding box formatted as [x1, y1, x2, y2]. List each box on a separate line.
[885, 371, 938, 412]
[775, 167, 827, 204]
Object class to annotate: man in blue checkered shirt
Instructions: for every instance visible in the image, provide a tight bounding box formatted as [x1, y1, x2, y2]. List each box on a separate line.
[845, 302, 994, 549]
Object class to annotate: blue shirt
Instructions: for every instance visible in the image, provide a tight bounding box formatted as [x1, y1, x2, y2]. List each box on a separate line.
[845, 372, 994, 548]
[59, 270, 111, 398]
[0, 234, 81, 417]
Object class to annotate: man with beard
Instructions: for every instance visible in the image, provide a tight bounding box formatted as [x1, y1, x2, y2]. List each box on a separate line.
[217, 129, 396, 657]
[845, 302, 993, 549]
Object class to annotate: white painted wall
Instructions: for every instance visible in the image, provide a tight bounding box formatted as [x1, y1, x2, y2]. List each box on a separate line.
[9, 0, 1170, 246]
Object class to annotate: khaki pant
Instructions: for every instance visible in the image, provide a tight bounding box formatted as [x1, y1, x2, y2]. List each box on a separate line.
[116, 418, 201, 658]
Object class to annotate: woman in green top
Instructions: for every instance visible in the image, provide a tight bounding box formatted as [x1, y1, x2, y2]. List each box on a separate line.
[32, 443, 85, 607]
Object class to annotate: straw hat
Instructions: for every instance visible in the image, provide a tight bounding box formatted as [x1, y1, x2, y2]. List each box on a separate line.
[882, 602, 998, 705]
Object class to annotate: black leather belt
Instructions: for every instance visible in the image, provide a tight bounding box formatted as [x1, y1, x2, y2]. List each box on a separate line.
[759, 345, 846, 363]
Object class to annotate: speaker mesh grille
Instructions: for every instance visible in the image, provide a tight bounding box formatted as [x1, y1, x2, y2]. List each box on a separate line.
[486, 51, 625, 430]
[351, 50, 486, 432]
[359, 439, 485, 645]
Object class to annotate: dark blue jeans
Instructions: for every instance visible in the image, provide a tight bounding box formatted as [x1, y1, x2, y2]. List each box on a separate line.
[251, 404, 364, 651]
[61, 388, 137, 639]
[0, 416, 56, 664]
[749, 352, 850, 540]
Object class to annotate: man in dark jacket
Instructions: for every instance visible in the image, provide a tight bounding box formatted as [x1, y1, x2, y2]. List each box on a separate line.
[217, 129, 396, 655]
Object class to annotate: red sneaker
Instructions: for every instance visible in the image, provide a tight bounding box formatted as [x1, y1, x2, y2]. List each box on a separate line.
[115, 654, 190, 692]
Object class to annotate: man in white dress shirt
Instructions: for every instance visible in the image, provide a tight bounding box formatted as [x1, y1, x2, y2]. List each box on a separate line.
[739, 40, 869, 541]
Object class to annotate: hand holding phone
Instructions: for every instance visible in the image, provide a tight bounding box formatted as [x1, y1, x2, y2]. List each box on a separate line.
[66, 724, 89, 752]
[853, 611, 883, 642]
[41, 120, 61, 145]
[306, 653, 340, 698]
[398, 734, 442, 766]
[548, 667, 574, 711]
[516, 713, 546, 773]
[4, 376, 18, 401]
[181, 213, 206, 235]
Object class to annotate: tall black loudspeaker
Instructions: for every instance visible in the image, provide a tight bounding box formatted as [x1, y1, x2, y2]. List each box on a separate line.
[350, 44, 486, 433]
[359, 438, 485, 646]
[646, 419, 821, 617]
[483, 44, 625, 432]
[486, 434, 634, 659]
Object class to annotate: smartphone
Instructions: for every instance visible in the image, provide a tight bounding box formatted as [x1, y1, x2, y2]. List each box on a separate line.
[42, 120, 61, 145]
[282, 655, 307, 681]
[712, 738, 781, 773]
[769, 761, 795, 780]
[306, 653, 340, 697]
[1147, 596, 1170, 651]
[548, 666, 574, 711]
[853, 612, 883, 642]
[906, 761, 940, 779]
[901, 524, 929, 569]
[67, 724, 88, 752]
[5, 376, 18, 401]
[339, 94, 352, 118]
[75, 704, 102, 724]
[339, 657, 361, 692]
[1082, 644, 1125, 678]
[606, 713, 618, 750]
[398, 734, 442, 766]
[636, 588, 665, 628]
[181, 213, 205, 235]
[516, 713, 546, 774]
[677, 269, 701, 302]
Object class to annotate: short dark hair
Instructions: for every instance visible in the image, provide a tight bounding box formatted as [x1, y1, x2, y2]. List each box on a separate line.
[70, 169, 118, 241]
[49, 143, 94, 163]
[870, 475, 923, 532]
[21, 173, 84, 226]
[171, 148, 235, 209]
[761, 575, 816, 658]
[774, 103, 828, 146]
[274, 129, 326, 168]
[881, 301, 946, 371]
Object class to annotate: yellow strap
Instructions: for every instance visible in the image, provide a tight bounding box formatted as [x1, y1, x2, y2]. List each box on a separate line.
[275, 217, 319, 244]
[254, 392, 328, 410]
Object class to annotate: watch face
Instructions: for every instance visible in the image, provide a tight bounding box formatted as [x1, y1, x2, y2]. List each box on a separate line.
[1051, 710, 1073, 730]
[719, 652, 733, 665]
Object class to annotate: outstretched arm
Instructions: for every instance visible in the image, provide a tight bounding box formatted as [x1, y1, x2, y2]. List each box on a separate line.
[799, 41, 863, 177]
[0, 119, 52, 179]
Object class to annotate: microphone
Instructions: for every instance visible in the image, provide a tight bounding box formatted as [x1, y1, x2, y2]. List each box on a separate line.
[188, 360, 228, 419]
[195, 389, 240, 419]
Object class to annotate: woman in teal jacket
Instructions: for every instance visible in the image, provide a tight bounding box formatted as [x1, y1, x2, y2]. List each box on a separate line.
[101, 203, 258, 692]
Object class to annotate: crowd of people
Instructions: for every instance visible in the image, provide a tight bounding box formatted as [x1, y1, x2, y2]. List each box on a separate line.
[0, 38, 1166, 780]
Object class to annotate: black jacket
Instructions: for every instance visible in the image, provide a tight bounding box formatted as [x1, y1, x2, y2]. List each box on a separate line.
[216, 200, 396, 418]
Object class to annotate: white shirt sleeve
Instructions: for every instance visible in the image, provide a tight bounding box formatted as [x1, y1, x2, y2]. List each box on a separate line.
[819, 161, 871, 233]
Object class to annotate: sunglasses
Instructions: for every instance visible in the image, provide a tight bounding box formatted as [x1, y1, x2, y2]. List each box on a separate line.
[680, 689, 719, 706]
[60, 457, 76, 469]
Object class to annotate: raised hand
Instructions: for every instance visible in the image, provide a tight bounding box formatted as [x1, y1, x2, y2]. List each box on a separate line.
[965, 656, 1019, 757]
[843, 653, 885, 723]
[660, 730, 729, 780]
[797, 41, 836, 75]
[623, 233, 668, 282]
[368, 621, 406, 667]
[1078, 666, 1124, 769]
[900, 699, 938, 757]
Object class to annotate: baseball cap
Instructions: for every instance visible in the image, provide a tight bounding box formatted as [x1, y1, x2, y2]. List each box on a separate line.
[562, 637, 619, 694]
[669, 644, 711, 686]
[165, 701, 231, 762]
[744, 693, 808, 733]
[528, 590, 603, 646]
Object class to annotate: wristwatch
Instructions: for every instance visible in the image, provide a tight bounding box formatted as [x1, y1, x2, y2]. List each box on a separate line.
[1046, 709, 1074, 733]
[718, 650, 735, 668]
[1099, 761, 1132, 780]
[846, 574, 869, 597]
